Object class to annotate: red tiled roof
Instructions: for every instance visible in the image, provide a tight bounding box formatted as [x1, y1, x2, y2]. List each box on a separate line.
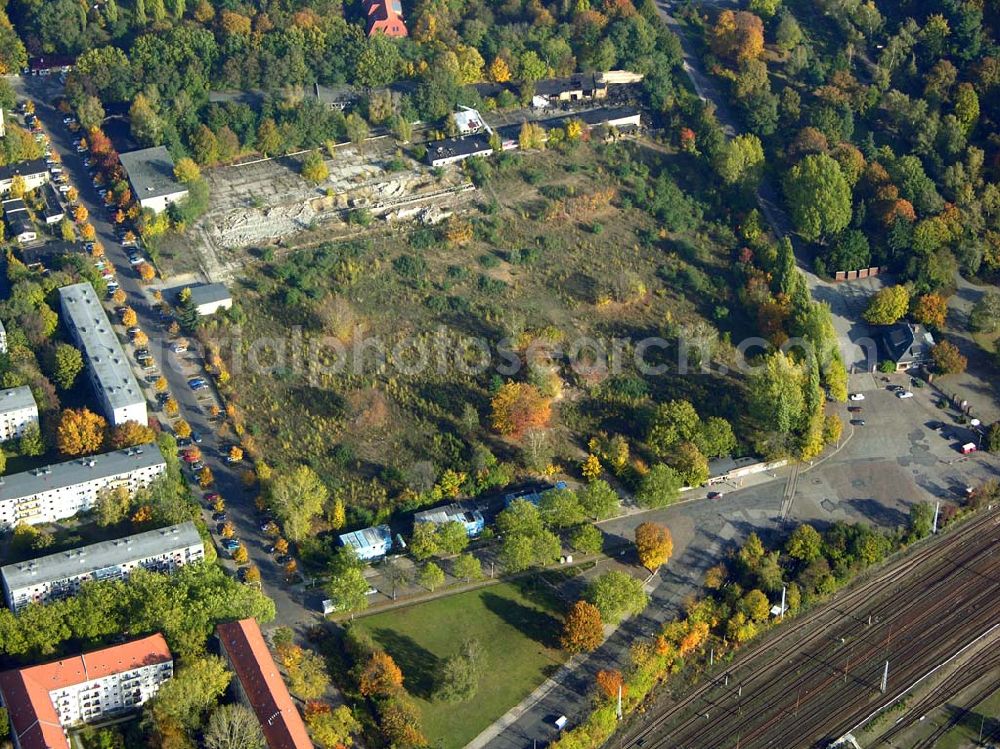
[216, 619, 313, 749]
[363, 0, 408, 37]
[0, 634, 172, 749]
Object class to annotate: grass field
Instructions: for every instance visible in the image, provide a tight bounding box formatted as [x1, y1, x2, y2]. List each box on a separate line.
[356, 580, 568, 749]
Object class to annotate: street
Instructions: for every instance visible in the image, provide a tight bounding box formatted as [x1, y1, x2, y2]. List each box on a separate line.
[13, 76, 315, 635]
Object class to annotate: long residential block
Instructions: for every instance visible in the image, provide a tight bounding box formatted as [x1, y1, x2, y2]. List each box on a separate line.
[0, 634, 173, 749]
[0, 444, 166, 530]
[58, 282, 147, 426]
[0, 386, 38, 442]
[2, 521, 203, 611]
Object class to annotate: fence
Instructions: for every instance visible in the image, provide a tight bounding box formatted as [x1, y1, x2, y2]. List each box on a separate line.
[834, 266, 888, 282]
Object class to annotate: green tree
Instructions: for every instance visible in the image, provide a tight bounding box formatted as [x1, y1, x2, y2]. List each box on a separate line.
[305, 704, 360, 749]
[48, 343, 84, 391]
[173, 157, 201, 184]
[436, 521, 469, 555]
[451, 553, 483, 583]
[409, 522, 439, 561]
[204, 704, 265, 749]
[586, 571, 649, 625]
[740, 589, 771, 623]
[256, 118, 281, 156]
[969, 292, 1000, 333]
[129, 93, 163, 147]
[908, 502, 934, 541]
[785, 523, 822, 562]
[569, 524, 604, 554]
[579, 479, 620, 520]
[697, 417, 737, 459]
[669, 441, 709, 486]
[538, 488, 585, 529]
[269, 465, 327, 542]
[863, 285, 910, 325]
[747, 352, 806, 454]
[647, 399, 700, 458]
[18, 422, 44, 456]
[146, 655, 231, 732]
[783, 153, 852, 241]
[433, 639, 482, 703]
[325, 567, 370, 615]
[345, 114, 369, 146]
[418, 562, 446, 591]
[635, 464, 684, 508]
[77, 96, 106, 130]
[287, 649, 330, 700]
[95, 486, 132, 526]
[714, 133, 765, 185]
[499, 529, 561, 573]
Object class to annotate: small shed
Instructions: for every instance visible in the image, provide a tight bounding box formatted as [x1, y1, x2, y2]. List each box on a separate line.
[339, 524, 393, 561]
[186, 283, 232, 316]
[413, 502, 485, 538]
[504, 481, 567, 508]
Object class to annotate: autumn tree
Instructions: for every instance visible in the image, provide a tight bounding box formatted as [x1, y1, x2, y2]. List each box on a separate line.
[109, 420, 155, 449]
[490, 382, 551, 438]
[635, 522, 674, 573]
[560, 600, 604, 653]
[57, 408, 107, 456]
[595, 669, 626, 700]
[358, 651, 403, 698]
[121, 307, 137, 328]
[711, 10, 765, 63]
[911, 293, 948, 328]
[173, 157, 201, 184]
[863, 285, 910, 325]
[931, 340, 967, 375]
[199, 466, 214, 488]
[138, 262, 156, 282]
[301, 152, 329, 184]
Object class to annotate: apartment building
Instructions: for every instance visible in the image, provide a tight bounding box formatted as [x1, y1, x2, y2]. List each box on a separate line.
[0, 386, 38, 442]
[2, 521, 203, 611]
[58, 282, 146, 426]
[0, 634, 173, 749]
[0, 444, 166, 530]
[217, 618, 314, 749]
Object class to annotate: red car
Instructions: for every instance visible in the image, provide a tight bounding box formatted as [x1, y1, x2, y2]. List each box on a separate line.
[182, 451, 200, 463]
[203, 492, 220, 502]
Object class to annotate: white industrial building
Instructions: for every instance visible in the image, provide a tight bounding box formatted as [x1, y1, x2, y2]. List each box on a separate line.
[186, 283, 233, 316]
[2, 521, 203, 611]
[0, 444, 166, 530]
[0, 386, 37, 442]
[58, 282, 147, 426]
[119, 147, 189, 214]
[0, 634, 173, 749]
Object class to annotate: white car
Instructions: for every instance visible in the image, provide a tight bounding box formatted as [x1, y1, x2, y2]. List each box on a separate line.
[896, 391, 914, 399]
[849, 393, 865, 401]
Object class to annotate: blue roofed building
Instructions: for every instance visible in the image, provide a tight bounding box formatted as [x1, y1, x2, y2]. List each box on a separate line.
[413, 502, 485, 538]
[504, 482, 567, 508]
[338, 524, 392, 561]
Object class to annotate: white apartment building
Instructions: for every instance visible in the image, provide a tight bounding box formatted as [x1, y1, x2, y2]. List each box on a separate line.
[0, 386, 37, 442]
[2, 521, 203, 611]
[0, 634, 173, 749]
[58, 282, 147, 426]
[0, 444, 166, 530]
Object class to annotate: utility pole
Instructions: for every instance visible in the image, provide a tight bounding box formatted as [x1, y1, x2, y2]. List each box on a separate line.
[880, 660, 889, 693]
[780, 586, 786, 621]
[932, 502, 940, 534]
[617, 684, 623, 721]
[710, 647, 714, 667]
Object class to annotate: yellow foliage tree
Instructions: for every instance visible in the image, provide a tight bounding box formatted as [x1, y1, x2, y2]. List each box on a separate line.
[175, 420, 192, 439]
[73, 204, 89, 223]
[198, 466, 214, 487]
[131, 504, 152, 524]
[228, 446, 244, 462]
[57, 408, 108, 456]
[233, 544, 249, 564]
[490, 382, 551, 438]
[581, 454, 602, 481]
[138, 262, 156, 283]
[121, 307, 137, 328]
[164, 398, 179, 417]
[488, 56, 511, 83]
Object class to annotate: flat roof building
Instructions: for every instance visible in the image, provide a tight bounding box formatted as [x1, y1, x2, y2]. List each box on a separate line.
[338, 524, 392, 561]
[0, 386, 38, 443]
[2, 521, 203, 612]
[426, 134, 494, 167]
[414, 502, 485, 538]
[0, 444, 166, 530]
[186, 283, 233, 316]
[59, 282, 146, 426]
[119, 147, 189, 215]
[504, 481, 567, 508]
[217, 618, 314, 749]
[0, 634, 173, 749]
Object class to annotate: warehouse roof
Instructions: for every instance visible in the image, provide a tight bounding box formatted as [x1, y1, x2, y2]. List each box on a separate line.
[187, 283, 231, 308]
[0, 444, 165, 504]
[2, 521, 200, 591]
[119, 146, 188, 201]
[58, 282, 144, 414]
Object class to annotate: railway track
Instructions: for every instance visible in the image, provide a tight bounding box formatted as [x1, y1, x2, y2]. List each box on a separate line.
[616, 509, 1000, 749]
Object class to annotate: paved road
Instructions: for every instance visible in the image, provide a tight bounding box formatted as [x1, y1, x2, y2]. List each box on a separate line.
[13, 77, 315, 635]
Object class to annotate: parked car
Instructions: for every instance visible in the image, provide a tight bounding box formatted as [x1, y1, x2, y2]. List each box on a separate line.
[707, 491, 723, 500]
[851, 419, 866, 426]
[849, 393, 865, 401]
[187, 378, 207, 389]
[896, 391, 914, 399]
[176, 437, 192, 447]
[847, 406, 863, 413]
[190, 461, 205, 471]
[222, 540, 240, 552]
[171, 342, 188, 354]
[204, 492, 220, 502]
[191, 431, 203, 444]
[212, 512, 227, 521]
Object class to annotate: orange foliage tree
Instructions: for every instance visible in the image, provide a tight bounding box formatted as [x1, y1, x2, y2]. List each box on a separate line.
[490, 382, 551, 438]
[109, 420, 155, 449]
[57, 408, 107, 456]
[595, 669, 627, 700]
[710, 10, 764, 63]
[635, 521, 674, 573]
[912, 293, 948, 328]
[560, 600, 604, 654]
[358, 651, 404, 698]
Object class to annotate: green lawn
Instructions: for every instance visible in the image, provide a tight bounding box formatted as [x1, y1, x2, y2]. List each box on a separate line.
[356, 580, 568, 749]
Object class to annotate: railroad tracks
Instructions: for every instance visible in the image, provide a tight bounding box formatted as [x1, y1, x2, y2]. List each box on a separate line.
[616, 509, 1000, 749]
